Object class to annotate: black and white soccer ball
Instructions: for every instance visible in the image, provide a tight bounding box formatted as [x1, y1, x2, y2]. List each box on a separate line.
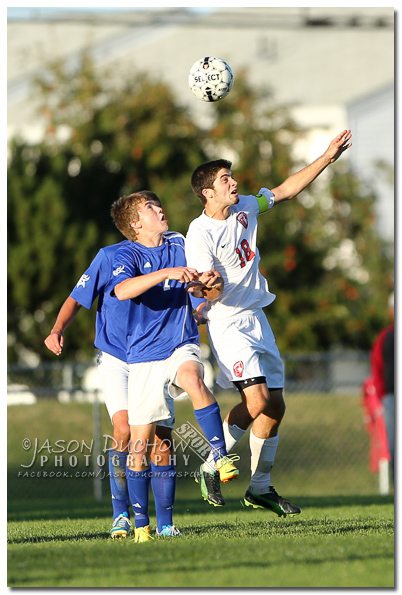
[188, 57, 234, 102]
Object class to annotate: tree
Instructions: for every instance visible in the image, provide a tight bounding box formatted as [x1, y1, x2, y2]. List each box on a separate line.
[8, 56, 206, 362]
[7, 57, 393, 363]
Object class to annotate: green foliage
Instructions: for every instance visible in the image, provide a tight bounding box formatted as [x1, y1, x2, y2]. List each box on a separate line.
[8, 56, 206, 362]
[264, 167, 393, 353]
[7, 56, 393, 363]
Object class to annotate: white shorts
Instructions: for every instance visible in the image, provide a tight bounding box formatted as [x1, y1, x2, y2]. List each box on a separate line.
[206, 309, 284, 390]
[96, 351, 175, 428]
[127, 343, 202, 426]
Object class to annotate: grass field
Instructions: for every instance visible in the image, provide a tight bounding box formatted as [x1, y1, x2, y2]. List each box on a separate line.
[7, 393, 394, 588]
[8, 494, 394, 588]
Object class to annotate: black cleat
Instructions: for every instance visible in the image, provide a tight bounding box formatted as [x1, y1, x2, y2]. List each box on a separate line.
[244, 486, 301, 517]
[195, 465, 225, 507]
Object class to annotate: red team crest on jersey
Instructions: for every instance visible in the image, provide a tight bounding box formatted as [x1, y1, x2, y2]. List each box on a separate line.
[233, 361, 244, 378]
[236, 212, 248, 229]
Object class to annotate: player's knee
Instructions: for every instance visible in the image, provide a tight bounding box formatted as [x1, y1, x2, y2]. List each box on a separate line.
[254, 394, 270, 417]
[249, 387, 270, 417]
[112, 421, 130, 450]
[179, 369, 205, 396]
[266, 389, 286, 421]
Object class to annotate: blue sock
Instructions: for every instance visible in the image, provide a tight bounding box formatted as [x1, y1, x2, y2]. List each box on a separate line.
[108, 449, 130, 519]
[151, 462, 176, 533]
[194, 402, 227, 462]
[126, 467, 152, 528]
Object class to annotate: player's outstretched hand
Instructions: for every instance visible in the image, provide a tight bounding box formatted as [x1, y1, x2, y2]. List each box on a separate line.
[44, 330, 64, 356]
[325, 129, 352, 163]
[166, 266, 198, 284]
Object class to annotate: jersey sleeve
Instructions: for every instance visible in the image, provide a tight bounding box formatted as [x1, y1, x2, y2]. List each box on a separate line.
[69, 249, 109, 310]
[111, 246, 138, 289]
[254, 188, 275, 214]
[185, 223, 214, 273]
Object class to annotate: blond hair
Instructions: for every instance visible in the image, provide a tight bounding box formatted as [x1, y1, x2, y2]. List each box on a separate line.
[111, 191, 161, 241]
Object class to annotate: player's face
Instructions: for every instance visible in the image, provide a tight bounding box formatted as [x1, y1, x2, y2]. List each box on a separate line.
[135, 200, 168, 234]
[212, 168, 238, 206]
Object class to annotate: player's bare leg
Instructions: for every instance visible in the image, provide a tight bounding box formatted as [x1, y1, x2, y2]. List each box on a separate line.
[175, 359, 215, 408]
[152, 425, 173, 466]
[127, 423, 155, 471]
[225, 384, 285, 433]
[112, 409, 130, 450]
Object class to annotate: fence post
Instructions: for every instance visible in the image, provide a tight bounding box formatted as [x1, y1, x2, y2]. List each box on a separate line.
[379, 459, 390, 495]
[62, 363, 74, 400]
[92, 389, 103, 502]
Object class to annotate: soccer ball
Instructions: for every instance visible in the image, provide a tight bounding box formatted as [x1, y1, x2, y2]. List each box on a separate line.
[188, 57, 234, 102]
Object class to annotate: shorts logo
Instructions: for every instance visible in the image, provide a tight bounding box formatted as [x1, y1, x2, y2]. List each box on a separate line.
[233, 361, 244, 378]
[237, 212, 248, 229]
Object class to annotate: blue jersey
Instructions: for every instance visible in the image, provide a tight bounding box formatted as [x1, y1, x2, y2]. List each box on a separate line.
[112, 232, 199, 364]
[70, 241, 131, 361]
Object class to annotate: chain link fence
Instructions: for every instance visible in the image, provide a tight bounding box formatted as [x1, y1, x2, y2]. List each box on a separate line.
[8, 351, 391, 507]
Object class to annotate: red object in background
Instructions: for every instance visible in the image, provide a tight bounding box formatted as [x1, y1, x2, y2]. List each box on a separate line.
[362, 377, 391, 472]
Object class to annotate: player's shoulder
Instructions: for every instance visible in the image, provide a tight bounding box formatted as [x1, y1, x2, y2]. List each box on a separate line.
[236, 193, 258, 208]
[187, 212, 211, 233]
[235, 189, 274, 214]
[101, 240, 131, 259]
[164, 231, 185, 242]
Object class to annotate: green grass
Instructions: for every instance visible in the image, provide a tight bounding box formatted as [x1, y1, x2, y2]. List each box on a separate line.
[8, 495, 394, 588]
[7, 393, 394, 587]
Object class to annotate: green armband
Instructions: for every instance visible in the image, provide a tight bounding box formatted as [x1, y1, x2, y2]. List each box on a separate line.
[255, 193, 269, 214]
[255, 189, 275, 214]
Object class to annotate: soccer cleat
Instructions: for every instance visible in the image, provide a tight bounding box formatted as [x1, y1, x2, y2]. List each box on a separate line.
[244, 486, 301, 518]
[195, 465, 225, 507]
[134, 525, 154, 543]
[156, 524, 182, 537]
[110, 512, 132, 539]
[215, 454, 240, 483]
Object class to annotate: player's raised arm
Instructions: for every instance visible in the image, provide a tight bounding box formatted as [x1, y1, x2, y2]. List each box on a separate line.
[44, 297, 82, 355]
[271, 130, 352, 204]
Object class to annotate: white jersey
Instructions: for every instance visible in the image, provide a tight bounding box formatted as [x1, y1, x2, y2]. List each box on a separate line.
[185, 188, 276, 321]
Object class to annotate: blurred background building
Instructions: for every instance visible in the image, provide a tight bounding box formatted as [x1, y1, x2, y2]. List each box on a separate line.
[8, 7, 394, 239]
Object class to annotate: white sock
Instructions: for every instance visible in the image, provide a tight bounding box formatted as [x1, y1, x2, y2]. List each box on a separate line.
[249, 431, 279, 494]
[202, 420, 246, 472]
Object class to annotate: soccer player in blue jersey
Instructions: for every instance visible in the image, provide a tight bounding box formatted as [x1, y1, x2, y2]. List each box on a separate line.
[185, 130, 352, 515]
[110, 191, 239, 543]
[44, 193, 179, 539]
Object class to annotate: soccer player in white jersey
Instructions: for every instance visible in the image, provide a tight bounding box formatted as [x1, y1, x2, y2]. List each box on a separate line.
[185, 130, 352, 514]
[110, 191, 239, 543]
[44, 193, 179, 539]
